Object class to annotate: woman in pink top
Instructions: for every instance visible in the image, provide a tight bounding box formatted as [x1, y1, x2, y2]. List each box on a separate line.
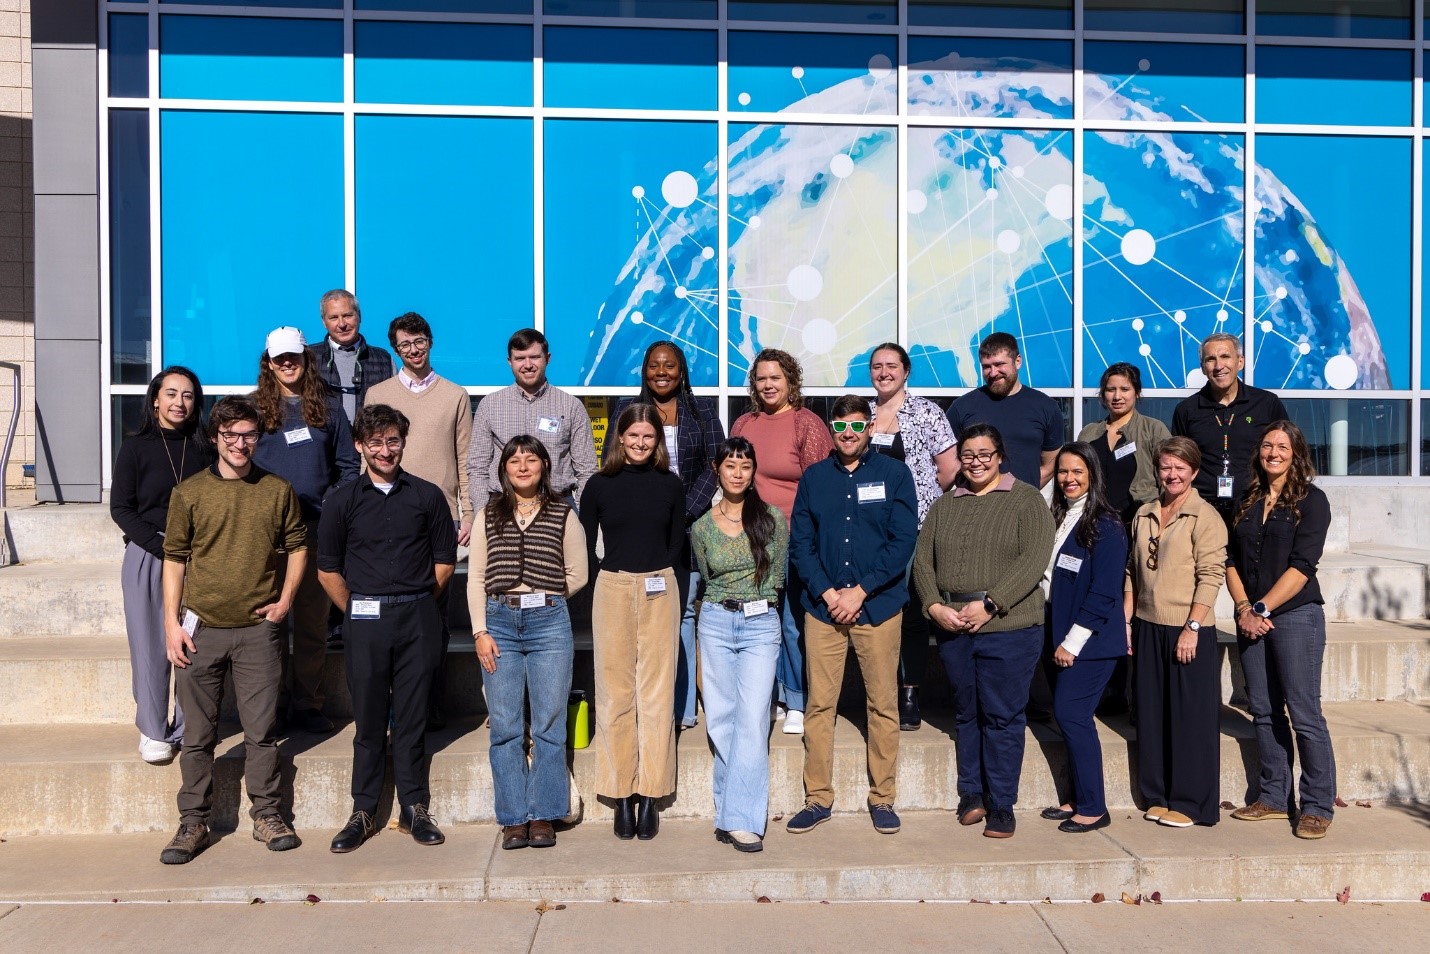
[730, 349, 833, 732]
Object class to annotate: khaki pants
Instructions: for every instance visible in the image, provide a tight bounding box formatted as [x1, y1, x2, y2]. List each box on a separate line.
[592, 569, 679, 798]
[802, 611, 902, 808]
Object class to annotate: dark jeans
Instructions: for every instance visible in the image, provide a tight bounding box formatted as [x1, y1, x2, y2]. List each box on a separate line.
[1237, 603, 1336, 820]
[899, 572, 929, 686]
[175, 619, 284, 822]
[1133, 619, 1220, 825]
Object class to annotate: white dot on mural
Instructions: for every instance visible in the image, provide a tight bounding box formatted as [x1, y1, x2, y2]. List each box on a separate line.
[1012, 165, 1025, 178]
[1044, 183, 1074, 221]
[631, 186, 645, 199]
[791, 66, 805, 79]
[803, 318, 838, 355]
[1276, 286, 1287, 300]
[989, 157, 1003, 169]
[662, 171, 698, 209]
[1131, 318, 1145, 332]
[1299, 342, 1311, 355]
[675, 286, 688, 299]
[1138, 58, 1151, 72]
[1217, 309, 1229, 321]
[1173, 310, 1187, 324]
[748, 215, 762, 230]
[1121, 229, 1156, 266]
[1261, 320, 1273, 333]
[986, 187, 999, 200]
[1139, 343, 1152, 356]
[868, 54, 892, 78]
[1283, 249, 1299, 264]
[907, 190, 928, 215]
[701, 246, 715, 260]
[830, 154, 855, 178]
[737, 92, 751, 106]
[1187, 368, 1208, 388]
[997, 230, 1021, 254]
[630, 311, 644, 325]
[1324, 354, 1358, 390]
[787, 265, 823, 302]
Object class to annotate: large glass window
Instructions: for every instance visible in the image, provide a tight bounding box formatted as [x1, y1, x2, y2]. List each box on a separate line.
[159, 15, 343, 102]
[729, 31, 897, 116]
[909, 0, 1071, 30]
[109, 110, 151, 386]
[544, 27, 716, 111]
[1255, 47, 1411, 128]
[1083, 41, 1243, 124]
[108, 14, 148, 99]
[907, 37, 1073, 122]
[354, 22, 532, 107]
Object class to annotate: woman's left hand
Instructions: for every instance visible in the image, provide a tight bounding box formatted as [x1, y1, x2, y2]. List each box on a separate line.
[1175, 628, 1198, 664]
[1053, 646, 1076, 668]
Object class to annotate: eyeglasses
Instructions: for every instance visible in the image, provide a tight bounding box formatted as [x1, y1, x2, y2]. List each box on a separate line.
[830, 421, 867, 433]
[218, 430, 259, 446]
[958, 450, 996, 464]
[394, 337, 431, 355]
[362, 438, 403, 453]
[1145, 535, 1160, 571]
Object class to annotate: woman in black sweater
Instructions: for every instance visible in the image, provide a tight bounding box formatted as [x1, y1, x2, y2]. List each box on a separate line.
[110, 367, 214, 764]
[579, 403, 685, 841]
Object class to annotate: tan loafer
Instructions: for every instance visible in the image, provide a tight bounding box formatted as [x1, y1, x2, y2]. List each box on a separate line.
[1294, 814, 1331, 840]
[1231, 801, 1290, 821]
[1143, 806, 1168, 822]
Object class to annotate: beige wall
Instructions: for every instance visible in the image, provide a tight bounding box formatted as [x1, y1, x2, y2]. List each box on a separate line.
[0, 0, 30, 492]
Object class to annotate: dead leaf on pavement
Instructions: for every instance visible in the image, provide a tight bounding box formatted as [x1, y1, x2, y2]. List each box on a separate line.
[249, 898, 265, 905]
[1336, 886, 1351, 905]
[1334, 796, 1348, 808]
[756, 896, 772, 903]
[1149, 891, 1163, 904]
[1121, 893, 1141, 905]
[1355, 800, 1372, 808]
[1091, 893, 1106, 903]
[1220, 801, 1236, 810]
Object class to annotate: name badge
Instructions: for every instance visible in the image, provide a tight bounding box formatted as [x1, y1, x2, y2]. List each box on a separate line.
[645, 575, 667, 595]
[519, 592, 546, 609]
[350, 599, 381, 620]
[1114, 441, 1136, 460]
[743, 598, 769, 618]
[857, 481, 886, 503]
[871, 432, 895, 447]
[181, 609, 199, 637]
[1056, 553, 1084, 573]
[1217, 476, 1235, 499]
[537, 416, 560, 434]
[284, 426, 313, 446]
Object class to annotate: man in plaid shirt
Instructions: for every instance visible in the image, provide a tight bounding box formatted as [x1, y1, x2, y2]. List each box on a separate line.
[315, 289, 395, 424]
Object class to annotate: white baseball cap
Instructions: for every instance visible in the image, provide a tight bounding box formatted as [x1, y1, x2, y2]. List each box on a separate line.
[265, 326, 308, 358]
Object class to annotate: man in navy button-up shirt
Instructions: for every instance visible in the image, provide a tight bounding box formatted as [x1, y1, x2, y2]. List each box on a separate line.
[786, 394, 918, 836]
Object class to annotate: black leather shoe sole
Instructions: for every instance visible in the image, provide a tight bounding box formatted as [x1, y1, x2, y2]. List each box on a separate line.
[715, 829, 764, 852]
[1059, 815, 1112, 833]
[1040, 806, 1075, 820]
[330, 828, 375, 853]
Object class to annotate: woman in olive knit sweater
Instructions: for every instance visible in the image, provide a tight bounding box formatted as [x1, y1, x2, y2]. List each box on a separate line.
[912, 423, 1054, 840]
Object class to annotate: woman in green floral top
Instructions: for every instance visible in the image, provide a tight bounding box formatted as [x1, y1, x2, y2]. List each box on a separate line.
[691, 437, 789, 853]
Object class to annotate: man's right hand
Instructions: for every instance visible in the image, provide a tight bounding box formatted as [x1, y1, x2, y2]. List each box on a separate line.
[166, 618, 196, 668]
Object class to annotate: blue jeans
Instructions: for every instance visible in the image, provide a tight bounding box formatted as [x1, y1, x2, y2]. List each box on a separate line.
[775, 557, 806, 712]
[699, 602, 781, 834]
[1237, 603, 1336, 820]
[674, 564, 701, 725]
[482, 597, 574, 827]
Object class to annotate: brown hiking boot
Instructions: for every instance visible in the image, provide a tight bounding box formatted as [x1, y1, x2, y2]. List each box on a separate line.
[252, 812, 301, 852]
[160, 821, 209, 865]
[1231, 800, 1290, 822]
[1294, 814, 1331, 840]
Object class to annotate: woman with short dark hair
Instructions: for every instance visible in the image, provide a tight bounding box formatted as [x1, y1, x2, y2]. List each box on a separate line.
[1078, 363, 1170, 524]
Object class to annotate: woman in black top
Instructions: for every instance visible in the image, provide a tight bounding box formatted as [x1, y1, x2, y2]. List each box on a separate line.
[110, 367, 214, 764]
[579, 403, 686, 841]
[1226, 421, 1336, 840]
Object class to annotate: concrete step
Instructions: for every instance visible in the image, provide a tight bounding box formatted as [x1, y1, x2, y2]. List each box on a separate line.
[3, 503, 124, 565]
[0, 561, 125, 637]
[1318, 550, 1426, 621]
[2, 701, 1425, 837]
[0, 805, 1424, 903]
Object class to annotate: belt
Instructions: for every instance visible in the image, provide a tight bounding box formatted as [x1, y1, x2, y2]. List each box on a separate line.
[940, 590, 987, 604]
[352, 592, 428, 605]
[717, 598, 768, 613]
[491, 593, 560, 608]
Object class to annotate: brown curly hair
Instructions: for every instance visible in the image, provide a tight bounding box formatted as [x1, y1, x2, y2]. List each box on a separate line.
[745, 348, 805, 413]
[1234, 420, 1315, 525]
[255, 347, 330, 433]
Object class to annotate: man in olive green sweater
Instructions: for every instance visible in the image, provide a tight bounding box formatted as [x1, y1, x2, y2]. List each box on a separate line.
[159, 396, 309, 865]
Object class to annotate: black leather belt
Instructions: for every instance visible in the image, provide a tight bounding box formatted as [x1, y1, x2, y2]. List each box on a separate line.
[491, 593, 560, 608]
[717, 598, 768, 612]
[352, 592, 428, 605]
[940, 590, 987, 604]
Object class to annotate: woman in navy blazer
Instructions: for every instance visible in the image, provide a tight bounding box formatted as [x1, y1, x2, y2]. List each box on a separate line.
[1039, 442, 1129, 833]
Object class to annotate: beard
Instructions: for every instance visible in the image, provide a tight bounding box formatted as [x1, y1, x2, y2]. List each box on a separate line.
[984, 375, 1016, 398]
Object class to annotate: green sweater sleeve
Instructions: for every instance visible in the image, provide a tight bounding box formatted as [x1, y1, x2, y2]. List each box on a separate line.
[769, 507, 789, 591]
[911, 497, 942, 618]
[985, 488, 1056, 626]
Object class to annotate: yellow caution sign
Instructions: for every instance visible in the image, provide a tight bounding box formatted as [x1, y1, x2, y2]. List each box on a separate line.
[584, 396, 610, 465]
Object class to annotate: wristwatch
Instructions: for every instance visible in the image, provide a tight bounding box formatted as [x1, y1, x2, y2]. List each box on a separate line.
[983, 595, 999, 616]
[1251, 601, 1272, 618]
[1185, 619, 1201, 632]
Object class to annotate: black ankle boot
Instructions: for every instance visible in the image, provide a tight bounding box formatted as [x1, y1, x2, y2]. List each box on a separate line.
[635, 796, 660, 840]
[899, 686, 921, 730]
[613, 795, 637, 840]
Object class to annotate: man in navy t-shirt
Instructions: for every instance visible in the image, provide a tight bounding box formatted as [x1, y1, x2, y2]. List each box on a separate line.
[945, 333, 1064, 489]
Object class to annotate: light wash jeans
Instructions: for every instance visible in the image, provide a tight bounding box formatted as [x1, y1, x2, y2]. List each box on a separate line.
[699, 601, 781, 835]
[674, 564, 701, 725]
[482, 597, 573, 827]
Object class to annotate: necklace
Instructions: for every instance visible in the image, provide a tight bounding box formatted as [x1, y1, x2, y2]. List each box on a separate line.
[159, 430, 187, 485]
[716, 501, 743, 522]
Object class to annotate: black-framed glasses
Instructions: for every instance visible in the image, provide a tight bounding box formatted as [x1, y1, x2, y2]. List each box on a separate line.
[362, 438, 403, 453]
[831, 421, 868, 433]
[218, 430, 260, 446]
[1146, 535, 1160, 571]
[958, 450, 996, 464]
[394, 337, 431, 355]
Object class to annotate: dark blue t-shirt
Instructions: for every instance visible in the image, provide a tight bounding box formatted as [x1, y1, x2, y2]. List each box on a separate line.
[946, 385, 1064, 488]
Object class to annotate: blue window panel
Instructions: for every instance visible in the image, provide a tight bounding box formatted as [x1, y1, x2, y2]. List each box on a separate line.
[544, 0, 716, 17]
[108, 14, 148, 99]
[355, 116, 532, 388]
[162, 0, 341, 7]
[1254, 136, 1408, 391]
[1425, 142, 1430, 388]
[1258, 1, 1410, 41]
[109, 110, 151, 386]
[908, 37, 1072, 121]
[359, 1, 529, 11]
[909, 0, 1071, 30]
[1084, 42, 1243, 124]
[355, 22, 531, 107]
[726, 122, 897, 389]
[1085, 1, 1244, 35]
[906, 127, 1072, 390]
[728, 31, 897, 115]
[1256, 47, 1410, 127]
[1082, 131, 1244, 390]
[161, 111, 344, 386]
[728, 1, 896, 25]
[160, 16, 342, 103]
[544, 119, 718, 387]
[544, 27, 715, 111]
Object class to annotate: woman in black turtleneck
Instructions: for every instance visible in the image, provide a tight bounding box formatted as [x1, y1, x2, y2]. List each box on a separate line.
[579, 403, 685, 842]
[110, 366, 214, 765]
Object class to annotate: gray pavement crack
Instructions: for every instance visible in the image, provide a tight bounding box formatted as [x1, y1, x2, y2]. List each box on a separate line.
[1030, 902, 1072, 953]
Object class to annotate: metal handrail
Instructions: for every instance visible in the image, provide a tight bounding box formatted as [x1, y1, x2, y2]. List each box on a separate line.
[0, 362, 19, 510]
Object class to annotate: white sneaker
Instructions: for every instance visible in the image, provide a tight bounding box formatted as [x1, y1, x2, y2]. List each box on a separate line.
[139, 734, 178, 764]
[782, 710, 805, 735]
[773, 703, 788, 722]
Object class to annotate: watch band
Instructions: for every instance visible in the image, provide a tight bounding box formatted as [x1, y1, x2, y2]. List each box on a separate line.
[1185, 619, 1201, 632]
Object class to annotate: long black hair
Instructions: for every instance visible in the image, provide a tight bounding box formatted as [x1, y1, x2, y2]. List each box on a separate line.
[1050, 441, 1119, 551]
[486, 435, 557, 535]
[713, 437, 777, 586]
[136, 366, 210, 451]
[635, 340, 704, 422]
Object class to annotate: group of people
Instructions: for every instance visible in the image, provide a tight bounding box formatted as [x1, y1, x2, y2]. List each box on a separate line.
[110, 292, 1338, 865]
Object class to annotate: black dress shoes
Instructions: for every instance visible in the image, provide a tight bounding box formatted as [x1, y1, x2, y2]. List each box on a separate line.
[399, 804, 445, 845]
[330, 810, 378, 853]
[635, 796, 660, 840]
[1059, 814, 1112, 834]
[614, 795, 637, 840]
[1040, 806, 1075, 821]
[898, 686, 921, 730]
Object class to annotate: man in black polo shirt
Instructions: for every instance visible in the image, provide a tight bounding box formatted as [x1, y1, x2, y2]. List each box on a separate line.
[317, 404, 457, 853]
[1172, 332, 1290, 525]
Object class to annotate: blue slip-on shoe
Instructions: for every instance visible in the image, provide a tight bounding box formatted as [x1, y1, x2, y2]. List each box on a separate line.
[869, 802, 901, 834]
[786, 802, 832, 834]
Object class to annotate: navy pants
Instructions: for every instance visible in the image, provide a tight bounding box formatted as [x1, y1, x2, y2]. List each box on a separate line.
[1053, 655, 1118, 817]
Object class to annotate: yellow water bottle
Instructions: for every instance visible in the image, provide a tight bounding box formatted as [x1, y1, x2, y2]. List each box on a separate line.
[567, 689, 590, 749]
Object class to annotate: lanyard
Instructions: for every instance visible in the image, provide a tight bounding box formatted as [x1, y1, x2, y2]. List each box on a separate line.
[1213, 409, 1235, 476]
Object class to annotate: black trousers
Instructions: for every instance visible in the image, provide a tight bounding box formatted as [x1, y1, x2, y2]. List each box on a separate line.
[1132, 618, 1221, 825]
[344, 595, 445, 815]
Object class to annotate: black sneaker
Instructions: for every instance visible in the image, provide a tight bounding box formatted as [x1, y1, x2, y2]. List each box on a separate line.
[984, 808, 1016, 839]
[956, 793, 987, 826]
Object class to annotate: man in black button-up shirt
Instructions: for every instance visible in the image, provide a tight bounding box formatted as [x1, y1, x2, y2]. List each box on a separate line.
[317, 404, 457, 854]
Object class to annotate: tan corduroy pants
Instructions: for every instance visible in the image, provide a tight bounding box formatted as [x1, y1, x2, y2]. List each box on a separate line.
[592, 568, 679, 798]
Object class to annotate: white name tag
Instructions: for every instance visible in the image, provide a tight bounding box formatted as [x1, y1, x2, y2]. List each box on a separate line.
[519, 592, 546, 609]
[284, 426, 313, 446]
[350, 599, 381, 619]
[1217, 476, 1235, 499]
[1114, 441, 1136, 460]
[645, 575, 667, 594]
[1056, 553, 1084, 573]
[181, 609, 199, 636]
[537, 416, 560, 434]
[743, 598, 769, 618]
[857, 481, 886, 503]
[871, 432, 895, 447]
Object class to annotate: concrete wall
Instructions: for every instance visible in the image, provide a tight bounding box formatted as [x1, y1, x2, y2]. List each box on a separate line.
[0, 1, 31, 494]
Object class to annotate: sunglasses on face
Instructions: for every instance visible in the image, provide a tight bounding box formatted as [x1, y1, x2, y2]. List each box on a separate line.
[831, 421, 868, 433]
